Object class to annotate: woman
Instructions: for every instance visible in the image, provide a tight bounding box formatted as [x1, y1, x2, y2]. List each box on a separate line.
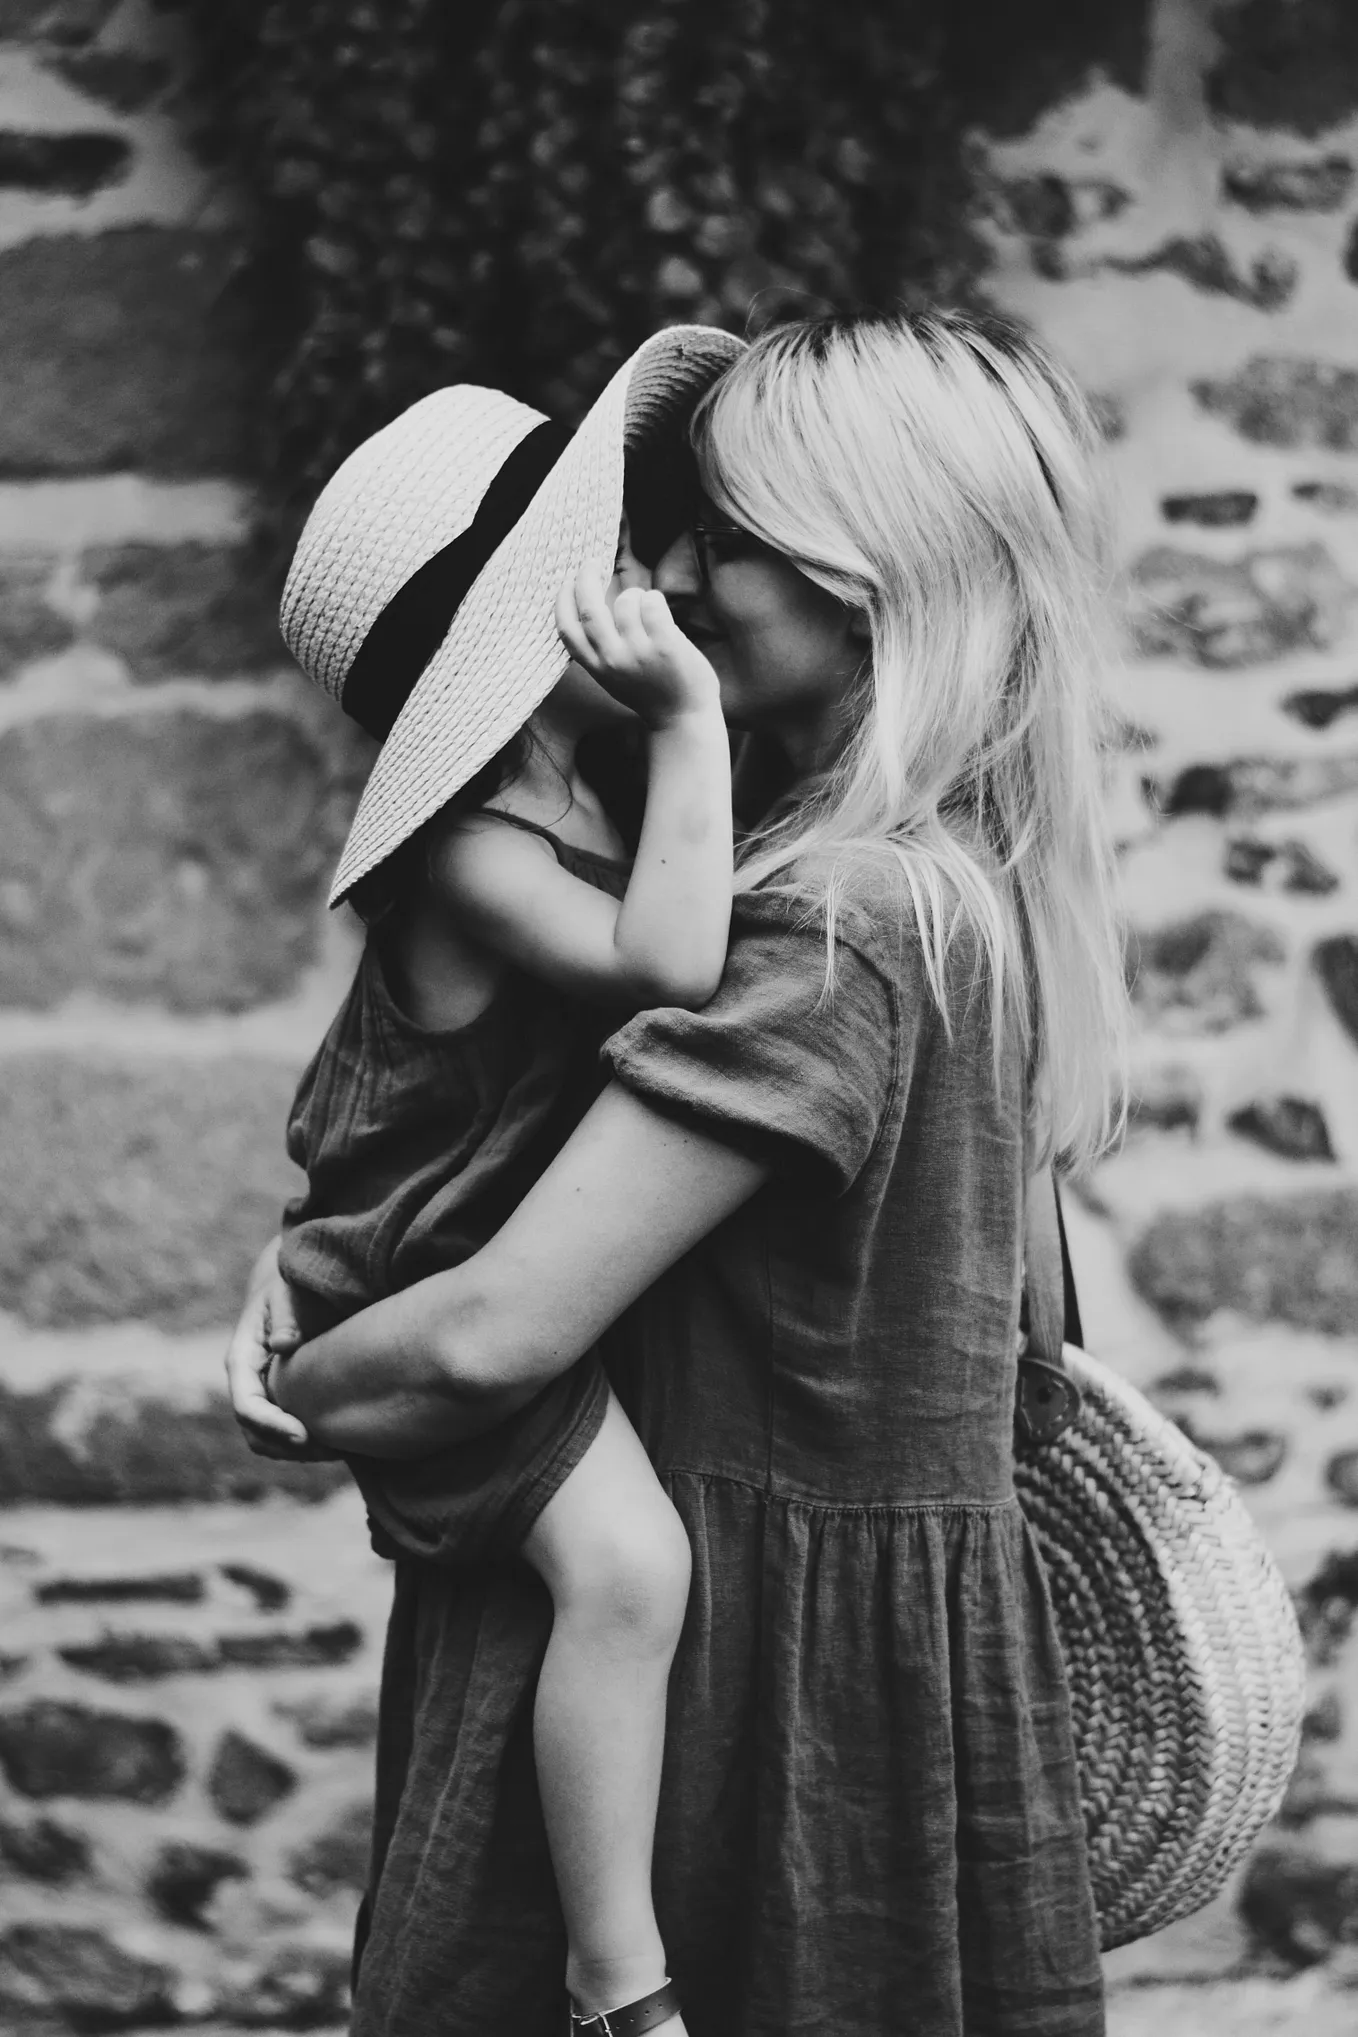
[229, 310, 1127, 2036]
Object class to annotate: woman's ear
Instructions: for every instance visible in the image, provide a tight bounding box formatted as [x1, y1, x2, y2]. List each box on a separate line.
[847, 606, 872, 644]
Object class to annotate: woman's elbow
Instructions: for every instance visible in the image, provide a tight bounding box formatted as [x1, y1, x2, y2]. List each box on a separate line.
[623, 960, 724, 1011]
[425, 1288, 556, 1411]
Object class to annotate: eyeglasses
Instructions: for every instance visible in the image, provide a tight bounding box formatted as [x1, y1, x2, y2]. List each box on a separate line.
[687, 519, 774, 587]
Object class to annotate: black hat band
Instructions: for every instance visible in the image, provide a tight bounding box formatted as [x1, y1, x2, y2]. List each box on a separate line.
[340, 417, 572, 743]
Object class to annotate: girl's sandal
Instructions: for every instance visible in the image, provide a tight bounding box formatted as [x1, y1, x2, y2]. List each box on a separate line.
[569, 1980, 682, 2036]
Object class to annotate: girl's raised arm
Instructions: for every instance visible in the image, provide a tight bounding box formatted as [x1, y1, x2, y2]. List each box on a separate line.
[428, 563, 732, 1012]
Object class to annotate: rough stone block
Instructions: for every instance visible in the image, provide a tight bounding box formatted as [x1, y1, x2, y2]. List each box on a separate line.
[1283, 683, 1358, 729]
[276, 1691, 379, 1749]
[217, 1621, 363, 1671]
[0, 228, 256, 477]
[1279, 841, 1341, 895]
[1224, 155, 1354, 212]
[1327, 1450, 1358, 1507]
[0, 130, 130, 196]
[287, 1798, 371, 1898]
[0, 1376, 347, 1503]
[208, 1729, 297, 1826]
[1224, 836, 1274, 886]
[1226, 835, 1341, 896]
[0, 553, 73, 675]
[999, 174, 1129, 240]
[1303, 1690, 1343, 1742]
[1227, 1096, 1335, 1161]
[1299, 1548, 1358, 1665]
[1129, 1075, 1201, 1136]
[1293, 479, 1358, 513]
[35, 1570, 204, 1605]
[1128, 909, 1285, 1034]
[1193, 356, 1358, 452]
[1150, 1363, 1220, 1396]
[1111, 234, 1297, 311]
[1274, 1747, 1358, 1827]
[44, 48, 170, 112]
[1161, 491, 1257, 529]
[1314, 935, 1358, 1047]
[217, 1939, 350, 2029]
[220, 1561, 291, 1611]
[147, 1840, 248, 1929]
[1128, 1188, 1358, 1334]
[1155, 753, 1358, 817]
[1130, 543, 1351, 666]
[0, 709, 338, 1010]
[0, 1813, 88, 1882]
[0, 1699, 183, 1802]
[59, 1633, 219, 1681]
[1181, 1422, 1288, 1485]
[0, 1923, 176, 2027]
[0, 1054, 301, 1328]
[1239, 1841, 1358, 1966]
[84, 540, 285, 680]
[1209, 0, 1358, 139]
[57, 1621, 362, 1681]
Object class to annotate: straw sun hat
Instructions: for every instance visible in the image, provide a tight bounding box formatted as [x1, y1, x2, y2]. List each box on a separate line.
[281, 325, 747, 906]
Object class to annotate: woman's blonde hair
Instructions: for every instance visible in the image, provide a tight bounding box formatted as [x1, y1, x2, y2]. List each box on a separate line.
[691, 310, 1128, 1172]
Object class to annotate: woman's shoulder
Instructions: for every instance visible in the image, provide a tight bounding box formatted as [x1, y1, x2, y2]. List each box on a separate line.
[739, 849, 926, 982]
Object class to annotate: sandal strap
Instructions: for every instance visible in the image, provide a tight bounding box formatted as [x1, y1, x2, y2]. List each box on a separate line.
[571, 1980, 681, 2037]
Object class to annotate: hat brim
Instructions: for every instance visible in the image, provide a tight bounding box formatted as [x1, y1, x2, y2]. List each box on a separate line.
[329, 325, 746, 906]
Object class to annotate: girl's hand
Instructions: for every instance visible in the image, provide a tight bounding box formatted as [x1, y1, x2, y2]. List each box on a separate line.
[556, 563, 720, 728]
[224, 1240, 339, 1463]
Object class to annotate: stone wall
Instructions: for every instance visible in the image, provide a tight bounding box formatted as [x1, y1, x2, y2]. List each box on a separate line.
[4, 2, 1358, 2034]
[980, 2, 1358, 2028]
[0, 7, 388, 2032]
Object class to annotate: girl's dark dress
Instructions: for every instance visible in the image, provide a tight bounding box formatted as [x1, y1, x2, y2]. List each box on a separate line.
[280, 822, 626, 1562]
[351, 874, 1105, 2037]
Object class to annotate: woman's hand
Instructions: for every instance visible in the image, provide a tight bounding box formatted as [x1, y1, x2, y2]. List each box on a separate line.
[224, 1238, 339, 1463]
[557, 563, 720, 728]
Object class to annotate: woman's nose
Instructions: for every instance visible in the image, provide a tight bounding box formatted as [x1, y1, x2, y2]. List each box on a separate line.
[654, 532, 702, 600]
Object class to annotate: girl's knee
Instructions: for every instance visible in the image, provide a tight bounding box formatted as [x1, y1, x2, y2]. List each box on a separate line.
[555, 1498, 691, 1658]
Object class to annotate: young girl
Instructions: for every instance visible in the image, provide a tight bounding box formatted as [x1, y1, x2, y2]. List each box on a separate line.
[265, 336, 743, 2037]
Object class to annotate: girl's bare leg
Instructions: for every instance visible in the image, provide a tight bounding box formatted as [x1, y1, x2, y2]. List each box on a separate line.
[522, 1388, 691, 2030]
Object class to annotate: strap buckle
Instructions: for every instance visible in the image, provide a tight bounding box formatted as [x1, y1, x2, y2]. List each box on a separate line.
[1015, 1354, 1081, 1446]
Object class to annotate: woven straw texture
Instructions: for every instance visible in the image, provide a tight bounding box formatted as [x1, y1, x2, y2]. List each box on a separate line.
[1015, 1344, 1306, 1949]
[280, 326, 745, 906]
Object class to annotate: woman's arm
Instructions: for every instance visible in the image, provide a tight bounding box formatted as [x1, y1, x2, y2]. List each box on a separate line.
[263, 1081, 767, 1456]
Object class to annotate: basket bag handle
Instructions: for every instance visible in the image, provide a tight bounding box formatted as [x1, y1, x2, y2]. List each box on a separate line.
[1015, 1171, 1084, 1446]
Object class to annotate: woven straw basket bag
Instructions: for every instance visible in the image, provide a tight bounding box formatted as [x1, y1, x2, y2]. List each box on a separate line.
[1014, 1174, 1307, 1950]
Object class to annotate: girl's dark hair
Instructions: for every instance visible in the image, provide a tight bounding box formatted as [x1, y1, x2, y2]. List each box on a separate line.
[347, 729, 533, 928]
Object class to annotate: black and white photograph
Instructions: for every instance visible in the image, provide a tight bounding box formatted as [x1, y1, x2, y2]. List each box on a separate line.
[0, 4, 1353, 2033]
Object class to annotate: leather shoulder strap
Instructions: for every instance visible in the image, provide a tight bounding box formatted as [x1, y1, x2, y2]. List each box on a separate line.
[1025, 1167, 1067, 1367]
[1016, 1168, 1083, 1445]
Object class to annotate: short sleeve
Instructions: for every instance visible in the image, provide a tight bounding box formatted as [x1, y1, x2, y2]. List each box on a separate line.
[602, 890, 907, 1195]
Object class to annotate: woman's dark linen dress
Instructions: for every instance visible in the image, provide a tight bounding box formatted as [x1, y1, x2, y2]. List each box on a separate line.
[351, 874, 1105, 2037]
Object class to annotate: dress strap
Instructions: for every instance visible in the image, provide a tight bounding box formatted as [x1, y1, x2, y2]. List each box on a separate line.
[474, 809, 566, 861]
